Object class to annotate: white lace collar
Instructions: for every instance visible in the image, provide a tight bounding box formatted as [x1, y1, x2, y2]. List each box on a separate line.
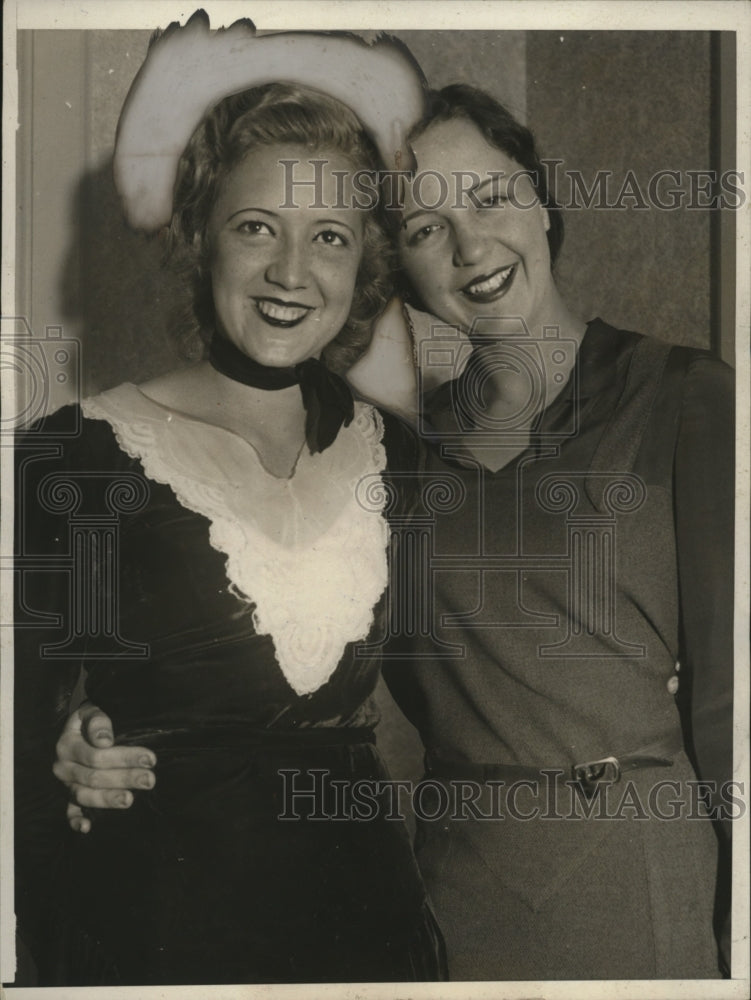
[81, 384, 389, 696]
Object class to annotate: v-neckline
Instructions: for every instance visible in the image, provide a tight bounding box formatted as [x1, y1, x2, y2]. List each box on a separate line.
[80, 384, 390, 696]
[423, 321, 612, 478]
[131, 383, 307, 482]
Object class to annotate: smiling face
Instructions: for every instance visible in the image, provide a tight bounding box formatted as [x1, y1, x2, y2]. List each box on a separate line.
[399, 118, 556, 334]
[207, 143, 364, 367]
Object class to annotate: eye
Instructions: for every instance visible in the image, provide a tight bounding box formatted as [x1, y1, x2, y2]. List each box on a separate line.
[313, 229, 348, 247]
[236, 219, 274, 236]
[405, 222, 444, 247]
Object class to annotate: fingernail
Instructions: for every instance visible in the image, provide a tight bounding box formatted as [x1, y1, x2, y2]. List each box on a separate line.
[94, 730, 112, 742]
[138, 773, 154, 789]
[117, 792, 132, 807]
[138, 754, 155, 767]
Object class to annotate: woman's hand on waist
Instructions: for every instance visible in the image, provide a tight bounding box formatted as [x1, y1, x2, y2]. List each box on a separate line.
[53, 702, 157, 833]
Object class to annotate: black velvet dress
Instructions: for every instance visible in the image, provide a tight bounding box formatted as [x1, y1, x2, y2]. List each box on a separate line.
[14, 389, 445, 986]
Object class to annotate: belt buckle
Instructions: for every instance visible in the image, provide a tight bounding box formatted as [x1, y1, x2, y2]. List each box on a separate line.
[571, 755, 621, 797]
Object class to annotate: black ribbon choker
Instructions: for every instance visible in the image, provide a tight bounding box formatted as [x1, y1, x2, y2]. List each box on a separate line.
[208, 334, 355, 454]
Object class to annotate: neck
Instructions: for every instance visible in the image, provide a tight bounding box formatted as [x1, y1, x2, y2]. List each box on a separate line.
[206, 363, 310, 478]
[534, 290, 586, 343]
[206, 331, 355, 456]
[204, 360, 307, 426]
[481, 290, 586, 414]
[135, 360, 308, 478]
[206, 332, 309, 436]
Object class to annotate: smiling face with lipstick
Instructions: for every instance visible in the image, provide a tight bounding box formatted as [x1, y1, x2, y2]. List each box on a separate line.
[397, 86, 584, 378]
[208, 144, 365, 369]
[400, 117, 557, 334]
[167, 82, 392, 381]
[396, 86, 585, 446]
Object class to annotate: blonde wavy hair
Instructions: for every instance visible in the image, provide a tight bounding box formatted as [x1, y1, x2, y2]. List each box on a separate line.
[165, 83, 395, 374]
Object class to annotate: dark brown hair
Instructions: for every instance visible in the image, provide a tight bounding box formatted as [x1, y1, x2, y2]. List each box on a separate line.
[407, 83, 564, 264]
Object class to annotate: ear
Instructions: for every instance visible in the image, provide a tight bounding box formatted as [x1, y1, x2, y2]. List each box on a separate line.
[541, 204, 551, 232]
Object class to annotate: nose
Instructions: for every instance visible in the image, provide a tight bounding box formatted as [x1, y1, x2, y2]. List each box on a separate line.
[451, 218, 488, 268]
[265, 235, 310, 290]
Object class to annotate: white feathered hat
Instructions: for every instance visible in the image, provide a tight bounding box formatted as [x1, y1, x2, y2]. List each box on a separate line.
[113, 9, 427, 231]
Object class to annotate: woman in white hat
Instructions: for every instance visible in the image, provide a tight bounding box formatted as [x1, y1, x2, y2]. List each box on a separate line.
[14, 14, 445, 986]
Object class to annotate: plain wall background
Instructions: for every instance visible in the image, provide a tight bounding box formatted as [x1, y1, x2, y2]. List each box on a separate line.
[528, 31, 715, 349]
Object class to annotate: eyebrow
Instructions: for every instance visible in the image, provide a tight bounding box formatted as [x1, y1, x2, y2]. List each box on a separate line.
[227, 207, 278, 223]
[401, 174, 504, 227]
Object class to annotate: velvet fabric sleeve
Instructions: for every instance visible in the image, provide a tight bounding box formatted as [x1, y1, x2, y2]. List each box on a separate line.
[14, 405, 149, 977]
[13, 407, 104, 974]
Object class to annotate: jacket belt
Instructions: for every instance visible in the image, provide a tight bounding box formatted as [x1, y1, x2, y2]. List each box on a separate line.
[425, 742, 682, 796]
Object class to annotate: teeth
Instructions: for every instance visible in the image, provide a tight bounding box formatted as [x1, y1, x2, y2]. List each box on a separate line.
[256, 300, 310, 322]
[465, 264, 514, 296]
